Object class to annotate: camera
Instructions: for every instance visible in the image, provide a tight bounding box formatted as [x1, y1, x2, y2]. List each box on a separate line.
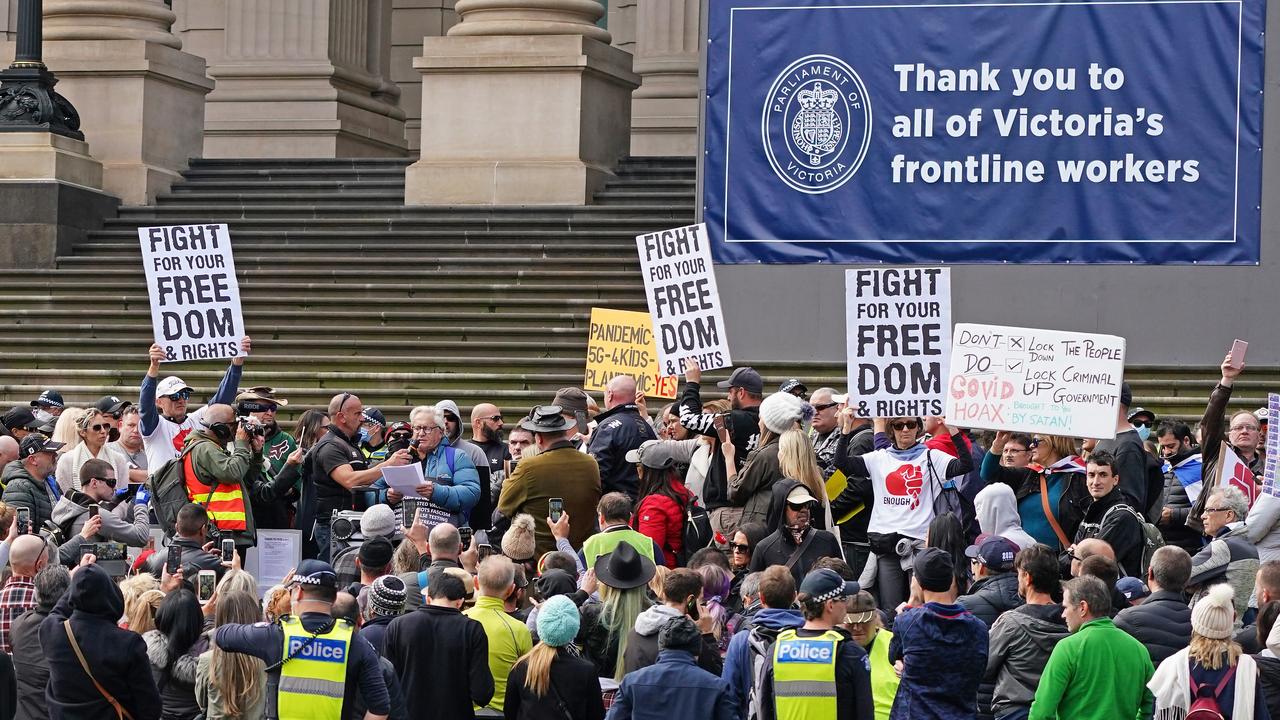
[238, 416, 267, 437]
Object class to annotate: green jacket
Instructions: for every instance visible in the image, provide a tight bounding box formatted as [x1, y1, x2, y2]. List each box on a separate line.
[184, 432, 265, 546]
[464, 595, 532, 714]
[1028, 617, 1154, 720]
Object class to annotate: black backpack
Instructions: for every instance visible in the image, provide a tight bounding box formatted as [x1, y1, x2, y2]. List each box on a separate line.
[678, 497, 714, 565]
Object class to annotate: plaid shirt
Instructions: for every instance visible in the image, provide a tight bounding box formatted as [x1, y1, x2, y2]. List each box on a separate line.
[0, 576, 36, 654]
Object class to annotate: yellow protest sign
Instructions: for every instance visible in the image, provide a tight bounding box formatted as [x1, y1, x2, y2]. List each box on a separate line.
[585, 308, 678, 399]
[825, 469, 864, 525]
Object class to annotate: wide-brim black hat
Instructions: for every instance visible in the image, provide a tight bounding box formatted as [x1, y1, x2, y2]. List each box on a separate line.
[593, 542, 656, 590]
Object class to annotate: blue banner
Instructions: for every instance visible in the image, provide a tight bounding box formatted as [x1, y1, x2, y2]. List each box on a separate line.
[703, 0, 1265, 264]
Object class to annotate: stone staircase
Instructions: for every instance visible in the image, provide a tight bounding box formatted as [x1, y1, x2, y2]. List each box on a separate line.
[0, 156, 1272, 425]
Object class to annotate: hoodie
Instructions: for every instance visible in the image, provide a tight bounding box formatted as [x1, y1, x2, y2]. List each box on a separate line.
[622, 604, 722, 676]
[985, 603, 1070, 718]
[40, 564, 161, 720]
[749, 479, 843, 586]
[721, 607, 804, 717]
[888, 601, 989, 720]
[435, 400, 493, 528]
[974, 483, 1037, 551]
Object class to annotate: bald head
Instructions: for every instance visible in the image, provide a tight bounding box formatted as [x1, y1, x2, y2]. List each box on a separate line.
[203, 404, 235, 425]
[0, 436, 17, 466]
[10, 534, 47, 575]
[605, 376, 637, 411]
[429, 523, 461, 560]
[1071, 538, 1114, 577]
[476, 555, 516, 597]
[471, 403, 499, 423]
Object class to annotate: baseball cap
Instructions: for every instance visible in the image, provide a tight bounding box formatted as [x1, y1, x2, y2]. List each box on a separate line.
[786, 485, 819, 506]
[1127, 406, 1155, 424]
[799, 568, 860, 603]
[292, 559, 338, 589]
[2, 407, 38, 431]
[625, 439, 681, 469]
[964, 535, 1019, 572]
[19, 433, 64, 460]
[30, 390, 64, 409]
[361, 408, 387, 427]
[1116, 576, 1151, 602]
[913, 547, 955, 592]
[157, 376, 194, 397]
[830, 392, 850, 404]
[779, 379, 809, 397]
[844, 591, 878, 624]
[717, 367, 764, 395]
[94, 396, 132, 415]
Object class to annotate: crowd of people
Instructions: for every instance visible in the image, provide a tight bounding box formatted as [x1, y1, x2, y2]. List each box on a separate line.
[0, 340, 1274, 720]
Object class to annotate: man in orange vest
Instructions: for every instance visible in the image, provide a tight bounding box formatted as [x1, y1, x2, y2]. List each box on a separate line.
[180, 403, 268, 551]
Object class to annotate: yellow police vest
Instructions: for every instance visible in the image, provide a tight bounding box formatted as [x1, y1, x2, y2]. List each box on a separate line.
[772, 628, 842, 720]
[277, 616, 354, 720]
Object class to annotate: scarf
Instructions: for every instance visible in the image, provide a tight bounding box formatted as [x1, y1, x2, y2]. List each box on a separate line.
[1148, 647, 1256, 720]
[885, 441, 927, 463]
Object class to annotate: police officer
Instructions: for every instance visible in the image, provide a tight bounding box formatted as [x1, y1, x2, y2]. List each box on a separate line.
[760, 569, 876, 720]
[214, 560, 391, 720]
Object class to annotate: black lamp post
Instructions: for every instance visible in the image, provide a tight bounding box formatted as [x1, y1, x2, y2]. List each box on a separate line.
[0, 0, 83, 139]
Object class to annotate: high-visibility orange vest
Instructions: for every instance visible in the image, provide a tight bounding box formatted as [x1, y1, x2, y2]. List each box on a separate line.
[183, 453, 247, 531]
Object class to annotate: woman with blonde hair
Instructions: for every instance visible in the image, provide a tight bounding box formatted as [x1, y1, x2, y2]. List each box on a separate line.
[54, 408, 129, 493]
[51, 407, 86, 452]
[505, 595, 605, 719]
[578, 544, 655, 681]
[1149, 584, 1268, 718]
[262, 585, 290, 623]
[196, 590, 266, 719]
[778, 427, 837, 532]
[119, 571, 164, 633]
[729, 392, 815, 527]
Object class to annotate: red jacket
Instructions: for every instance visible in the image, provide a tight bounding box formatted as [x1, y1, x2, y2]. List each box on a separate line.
[634, 482, 692, 568]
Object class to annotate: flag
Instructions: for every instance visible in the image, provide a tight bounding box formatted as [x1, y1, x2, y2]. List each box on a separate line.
[1169, 453, 1205, 504]
[1218, 444, 1260, 507]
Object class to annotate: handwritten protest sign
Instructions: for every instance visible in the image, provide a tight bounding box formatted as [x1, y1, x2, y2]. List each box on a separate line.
[945, 323, 1126, 439]
[636, 223, 732, 375]
[1263, 393, 1279, 496]
[846, 268, 951, 418]
[137, 224, 244, 363]
[585, 308, 677, 399]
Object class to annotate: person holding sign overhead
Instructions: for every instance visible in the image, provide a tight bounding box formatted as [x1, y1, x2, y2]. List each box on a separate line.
[981, 432, 1089, 552]
[833, 413, 973, 611]
[138, 337, 251, 471]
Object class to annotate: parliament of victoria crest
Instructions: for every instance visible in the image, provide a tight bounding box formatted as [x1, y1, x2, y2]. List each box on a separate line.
[762, 54, 872, 194]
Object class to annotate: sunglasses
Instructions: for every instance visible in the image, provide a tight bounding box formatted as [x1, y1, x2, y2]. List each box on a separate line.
[813, 402, 840, 412]
[1029, 438, 1042, 448]
[90, 476, 117, 488]
[482, 415, 503, 422]
[1131, 420, 1152, 428]
[890, 421, 919, 431]
[165, 391, 192, 401]
[786, 502, 811, 511]
[87, 423, 112, 433]
[729, 543, 751, 553]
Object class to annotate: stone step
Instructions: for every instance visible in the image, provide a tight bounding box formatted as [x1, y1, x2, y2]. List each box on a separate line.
[0, 293, 643, 314]
[186, 158, 413, 168]
[154, 192, 408, 205]
[170, 180, 406, 193]
[115, 205, 695, 222]
[4, 307, 597, 326]
[55, 254, 639, 271]
[82, 228, 649, 243]
[0, 335, 589, 358]
[68, 242, 636, 258]
[594, 190, 697, 205]
[104, 214, 693, 230]
[0, 321, 592, 343]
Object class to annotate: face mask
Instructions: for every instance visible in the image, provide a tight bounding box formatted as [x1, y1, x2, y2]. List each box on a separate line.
[357, 428, 370, 446]
[1135, 424, 1151, 442]
[32, 409, 54, 425]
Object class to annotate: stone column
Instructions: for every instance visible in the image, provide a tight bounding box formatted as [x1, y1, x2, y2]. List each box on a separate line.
[202, 0, 407, 158]
[24, 0, 214, 203]
[391, 0, 458, 153]
[630, 0, 699, 156]
[405, 0, 638, 205]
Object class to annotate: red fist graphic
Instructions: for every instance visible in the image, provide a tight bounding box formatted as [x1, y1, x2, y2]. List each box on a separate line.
[886, 464, 925, 509]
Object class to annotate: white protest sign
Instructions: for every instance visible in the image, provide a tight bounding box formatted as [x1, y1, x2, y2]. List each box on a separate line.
[246, 529, 301, 597]
[636, 223, 732, 375]
[944, 323, 1126, 439]
[1264, 392, 1279, 497]
[845, 268, 951, 418]
[137, 224, 245, 363]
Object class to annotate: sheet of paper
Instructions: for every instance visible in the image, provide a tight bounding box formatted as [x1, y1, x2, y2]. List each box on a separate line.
[381, 463, 426, 498]
[246, 529, 301, 597]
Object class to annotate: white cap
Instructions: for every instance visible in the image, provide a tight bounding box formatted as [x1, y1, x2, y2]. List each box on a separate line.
[156, 376, 193, 397]
[786, 485, 819, 505]
[831, 393, 849, 404]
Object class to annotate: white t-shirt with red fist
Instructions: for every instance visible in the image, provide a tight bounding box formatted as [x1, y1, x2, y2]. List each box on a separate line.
[861, 448, 956, 540]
